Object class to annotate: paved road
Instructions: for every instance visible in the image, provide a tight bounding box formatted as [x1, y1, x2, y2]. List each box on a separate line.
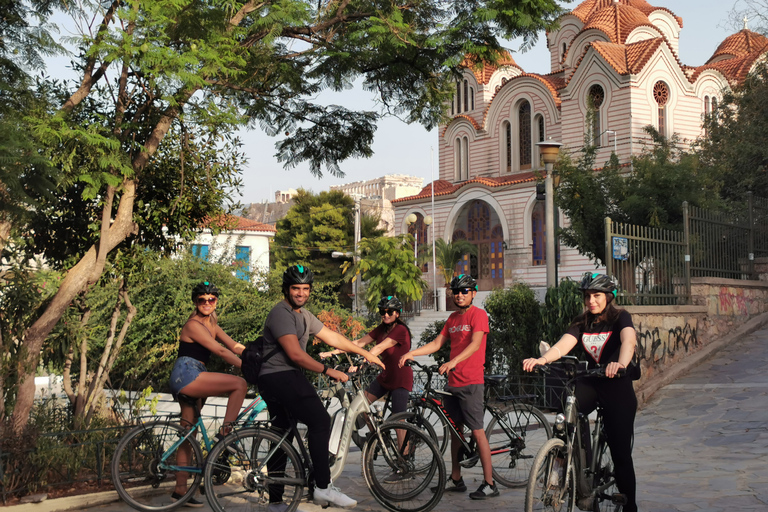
[68, 327, 768, 512]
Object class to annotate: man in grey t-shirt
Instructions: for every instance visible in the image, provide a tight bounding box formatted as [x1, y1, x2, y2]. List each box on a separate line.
[257, 265, 383, 511]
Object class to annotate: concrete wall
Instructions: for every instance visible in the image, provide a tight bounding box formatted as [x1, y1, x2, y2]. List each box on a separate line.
[627, 276, 768, 403]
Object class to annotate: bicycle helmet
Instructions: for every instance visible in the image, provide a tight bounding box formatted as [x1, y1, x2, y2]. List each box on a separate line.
[579, 272, 618, 298]
[377, 296, 403, 312]
[191, 281, 220, 301]
[450, 274, 478, 291]
[282, 265, 314, 289]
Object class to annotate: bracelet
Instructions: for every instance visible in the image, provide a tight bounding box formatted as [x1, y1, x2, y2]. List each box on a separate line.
[552, 346, 562, 358]
[322, 365, 329, 375]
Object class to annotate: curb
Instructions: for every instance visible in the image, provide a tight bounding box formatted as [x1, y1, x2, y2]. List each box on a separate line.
[635, 311, 768, 407]
[3, 490, 121, 512]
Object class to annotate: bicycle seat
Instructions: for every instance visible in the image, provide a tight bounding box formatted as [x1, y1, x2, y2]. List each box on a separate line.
[484, 375, 508, 387]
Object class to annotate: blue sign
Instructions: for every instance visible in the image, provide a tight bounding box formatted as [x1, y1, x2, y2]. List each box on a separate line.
[613, 237, 628, 261]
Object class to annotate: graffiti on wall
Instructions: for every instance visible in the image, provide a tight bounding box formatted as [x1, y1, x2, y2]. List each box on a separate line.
[718, 287, 753, 316]
[636, 322, 699, 365]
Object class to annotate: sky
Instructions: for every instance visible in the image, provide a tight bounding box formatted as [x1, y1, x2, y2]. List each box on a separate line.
[236, 0, 746, 205]
[44, 1, 749, 205]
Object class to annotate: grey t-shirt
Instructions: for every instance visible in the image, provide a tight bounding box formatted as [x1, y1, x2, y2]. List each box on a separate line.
[260, 300, 324, 376]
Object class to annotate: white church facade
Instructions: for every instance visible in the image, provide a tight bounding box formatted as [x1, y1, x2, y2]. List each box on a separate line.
[393, 0, 768, 293]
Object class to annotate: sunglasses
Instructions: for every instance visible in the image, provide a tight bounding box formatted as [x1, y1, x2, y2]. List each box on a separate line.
[451, 288, 473, 296]
[196, 297, 218, 305]
[378, 308, 398, 316]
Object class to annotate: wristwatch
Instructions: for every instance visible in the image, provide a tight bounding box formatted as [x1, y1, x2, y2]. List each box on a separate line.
[322, 365, 329, 375]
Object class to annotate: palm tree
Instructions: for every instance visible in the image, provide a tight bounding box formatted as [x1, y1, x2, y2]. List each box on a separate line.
[434, 238, 478, 286]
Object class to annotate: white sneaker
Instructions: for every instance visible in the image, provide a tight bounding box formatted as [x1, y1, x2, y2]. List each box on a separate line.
[267, 503, 290, 512]
[313, 484, 357, 509]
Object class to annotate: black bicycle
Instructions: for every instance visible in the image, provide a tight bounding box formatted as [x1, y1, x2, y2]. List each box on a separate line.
[525, 356, 627, 512]
[391, 360, 553, 488]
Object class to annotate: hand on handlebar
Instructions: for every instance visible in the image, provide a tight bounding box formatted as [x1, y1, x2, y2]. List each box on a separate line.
[398, 352, 414, 368]
[326, 367, 349, 383]
[363, 352, 385, 370]
[522, 357, 547, 372]
[438, 359, 457, 375]
[604, 361, 625, 378]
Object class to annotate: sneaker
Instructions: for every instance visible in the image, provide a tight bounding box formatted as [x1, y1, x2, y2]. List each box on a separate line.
[267, 503, 290, 512]
[384, 470, 414, 483]
[171, 492, 204, 508]
[469, 481, 500, 500]
[432, 476, 467, 493]
[313, 484, 357, 509]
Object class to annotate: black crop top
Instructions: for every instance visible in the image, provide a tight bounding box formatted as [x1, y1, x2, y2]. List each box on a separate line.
[177, 340, 212, 364]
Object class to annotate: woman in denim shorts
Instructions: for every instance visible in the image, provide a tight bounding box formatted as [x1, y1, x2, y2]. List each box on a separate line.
[168, 281, 248, 506]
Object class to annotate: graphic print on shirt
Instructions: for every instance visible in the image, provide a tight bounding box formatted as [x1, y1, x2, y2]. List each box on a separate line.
[582, 332, 611, 363]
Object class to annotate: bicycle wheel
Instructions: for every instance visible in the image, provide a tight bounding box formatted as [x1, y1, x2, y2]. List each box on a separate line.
[592, 433, 619, 512]
[203, 427, 305, 512]
[414, 401, 450, 454]
[487, 403, 553, 488]
[386, 410, 439, 466]
[525, 438, 576, 512]
[362, 421, 445, 512]
[111, 420, 203, 512]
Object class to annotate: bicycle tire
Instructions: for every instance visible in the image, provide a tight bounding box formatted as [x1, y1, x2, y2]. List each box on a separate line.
[362, 420, 445, 512]
[111, 420, 203, 512]
[413, 400, 450, 454]
[486, 403, 553, 488]
[592, 432, 619, 512]
[203, 427, 305, 512]
[386, 410, 439, 469]
[525, 438, 576, 512]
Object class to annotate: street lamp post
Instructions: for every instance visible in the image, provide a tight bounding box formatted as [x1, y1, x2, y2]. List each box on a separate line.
[536, 139, 562, 289]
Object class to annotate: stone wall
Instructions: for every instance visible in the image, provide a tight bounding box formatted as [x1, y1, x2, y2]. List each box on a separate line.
[626, 277, 768, 402]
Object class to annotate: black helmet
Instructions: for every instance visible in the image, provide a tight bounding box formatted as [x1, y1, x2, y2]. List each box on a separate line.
[579, 272, 618, 297]
[191, 281, 220, 301]
[450, 274, 478, 291]
[282, 265, 314, 288]
[377, 296, 403, 312]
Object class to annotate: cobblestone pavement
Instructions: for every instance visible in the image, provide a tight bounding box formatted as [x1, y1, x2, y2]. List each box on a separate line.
[70, 327, 768, 512]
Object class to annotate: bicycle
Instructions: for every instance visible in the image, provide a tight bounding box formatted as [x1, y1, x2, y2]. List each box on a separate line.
[524, 355, 627, 512]
[202, 363, 446, 512]
[111, 393, 268, 511]
[391, 360, 553, 488]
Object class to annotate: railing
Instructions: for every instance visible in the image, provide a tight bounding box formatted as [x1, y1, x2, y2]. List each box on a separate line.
[605, 194, 768, 304]
[401, 290, 435, 321]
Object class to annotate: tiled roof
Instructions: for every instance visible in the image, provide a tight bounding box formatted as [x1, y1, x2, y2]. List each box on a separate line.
[391, 173, 537, 204]
[583, 3, 657, 44]
[462, 51, 519, 85]
[571, 0, 682, 28]
[707, 29, 768, 63]
[203, 214, 276, 233]
[691, 49, 768, 83]
[590, 38, 664, 75]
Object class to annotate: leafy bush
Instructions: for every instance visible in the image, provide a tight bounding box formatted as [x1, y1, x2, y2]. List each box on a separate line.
[484, 284, 542, 374]
[541, 279, 584, 344]
[417, 320, 448, 366]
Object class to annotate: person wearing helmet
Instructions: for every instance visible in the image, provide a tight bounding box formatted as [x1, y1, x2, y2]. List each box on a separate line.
[169, 281, 248, 507]
[320, 295, 414, 415]
[257, 265, 385, 511]
[522, 271, 639, 512]
[399, 274, 499, 500]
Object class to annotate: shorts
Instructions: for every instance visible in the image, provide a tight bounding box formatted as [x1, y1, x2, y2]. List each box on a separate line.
[170, 357, 206, 399]
[366, 380, 410, 415]
[442, 383, 485, 431]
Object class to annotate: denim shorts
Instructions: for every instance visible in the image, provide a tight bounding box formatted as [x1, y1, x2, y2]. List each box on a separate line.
[170, 356, 206, 398]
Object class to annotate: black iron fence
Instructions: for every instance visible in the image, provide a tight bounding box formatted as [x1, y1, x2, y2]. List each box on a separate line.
[605, 194, 768, 305]
[401, 290, 435, 321]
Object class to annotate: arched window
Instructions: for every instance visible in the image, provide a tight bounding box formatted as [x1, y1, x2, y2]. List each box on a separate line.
[503, 121, 512, 172]
[470, 88, 475, 110]
[456, 82, 462, 114]
[451, 95, 455, 116]
[654, 81, 669, 138]
[588, 84, 604, 146]
[703, 96, 710, 136]
[519, 101, 532, 170]
[562, 42, 567, 62]
[467, 201, 490, 242]
[532, 202, 545, 266]
[461, 136, 469, 180]
[534, 114, 545, 167]
[464, 80, 469, 112]
[454, 138, 462, 181]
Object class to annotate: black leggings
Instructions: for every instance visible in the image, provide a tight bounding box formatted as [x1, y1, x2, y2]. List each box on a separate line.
[258, 370, 331, 499]
[575, 376, 638, 512]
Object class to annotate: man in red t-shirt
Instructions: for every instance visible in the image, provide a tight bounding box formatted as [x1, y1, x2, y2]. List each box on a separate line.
[399, 274, 499, 500]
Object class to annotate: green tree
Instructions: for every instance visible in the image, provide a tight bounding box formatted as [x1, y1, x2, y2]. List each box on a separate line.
[346, 235, 426, 312]
[8, 0, 563, 430]
[484, 284, 542, 374]
[699, 63, 768, 203]
[433, 238, 479, 286]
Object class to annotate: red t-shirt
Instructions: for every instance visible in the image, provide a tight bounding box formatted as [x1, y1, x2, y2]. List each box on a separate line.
[369, 323, 413, 391]
[440, 306, 489, 387]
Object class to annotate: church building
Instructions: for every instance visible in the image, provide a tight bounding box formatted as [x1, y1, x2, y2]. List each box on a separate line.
[393, 0, 768, 293]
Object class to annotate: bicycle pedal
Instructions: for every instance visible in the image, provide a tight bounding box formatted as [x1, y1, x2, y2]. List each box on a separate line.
[612, 493, 628, 505]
